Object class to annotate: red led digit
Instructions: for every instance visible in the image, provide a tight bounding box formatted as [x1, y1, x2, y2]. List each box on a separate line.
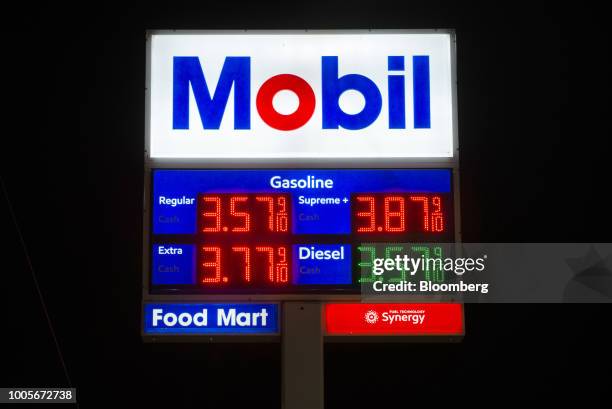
[276, 196, 289, 232]
[431, 196, 445, 232]
[410, 196, 430, 232]
[201, 196, 221, 232]
[355, 196, 376, 232]
[232, 246, 251, 282]
[384, 196, 405, 232]
[256, 246, 275, 282]
[230, 196, 251, 232]
[201, 246, 221, 283]
[276, 246, 288, 283]
[256, 196, 275, 231]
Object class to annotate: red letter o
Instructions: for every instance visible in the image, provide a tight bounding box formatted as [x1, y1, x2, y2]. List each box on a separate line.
[256, 74, 315, 131]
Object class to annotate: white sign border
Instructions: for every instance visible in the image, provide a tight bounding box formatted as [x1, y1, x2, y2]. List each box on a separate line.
[144, 29, 459, 167]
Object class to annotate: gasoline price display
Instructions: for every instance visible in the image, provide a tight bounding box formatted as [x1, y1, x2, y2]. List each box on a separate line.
[150, 169, 455, 294]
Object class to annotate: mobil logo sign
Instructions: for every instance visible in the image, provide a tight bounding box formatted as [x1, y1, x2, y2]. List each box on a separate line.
[148, 31, 456, 159]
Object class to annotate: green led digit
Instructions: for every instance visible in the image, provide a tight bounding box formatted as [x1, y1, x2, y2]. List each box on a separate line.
[411, 246, 431, 281]
[433, 246, 444, 282]
[358, 245, 377, 283]
[385, 245, 406, 283]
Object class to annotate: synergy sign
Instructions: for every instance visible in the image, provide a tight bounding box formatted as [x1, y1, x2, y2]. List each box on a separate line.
[147, 31, 456, 159]
[324, 303, 463, 335]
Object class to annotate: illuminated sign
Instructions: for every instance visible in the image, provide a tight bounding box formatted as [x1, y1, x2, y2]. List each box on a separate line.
[143, 303, 279, 334]
[147, 31, 455, 159]
[143, 31, 462, 346]
[324, 303, 463, 335]
[149, 169, 454, 294]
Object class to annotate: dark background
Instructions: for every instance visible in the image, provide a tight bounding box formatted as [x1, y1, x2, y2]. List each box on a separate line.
[2, 1, 610, 407]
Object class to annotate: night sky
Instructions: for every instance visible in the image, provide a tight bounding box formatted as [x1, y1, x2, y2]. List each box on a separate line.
[2, 2, 610, 407]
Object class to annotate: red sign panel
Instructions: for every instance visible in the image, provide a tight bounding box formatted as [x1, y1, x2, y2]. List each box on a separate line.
[324, 303, 463, 335]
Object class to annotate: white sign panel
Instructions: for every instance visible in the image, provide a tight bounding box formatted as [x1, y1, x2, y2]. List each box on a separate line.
[147, 31, 455, 159]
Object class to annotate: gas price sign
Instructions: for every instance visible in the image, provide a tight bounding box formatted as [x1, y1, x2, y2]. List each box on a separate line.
[149, 169, 454, 294]
[143, 30, 460, 341]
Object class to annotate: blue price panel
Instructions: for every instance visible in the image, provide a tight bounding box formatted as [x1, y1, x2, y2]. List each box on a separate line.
[151, 169, 451, 235]
[292, 244, 351, 284]
[148, 168, 453, 293]
[143, 303, 279, 334]
[152, 244, 196, 284]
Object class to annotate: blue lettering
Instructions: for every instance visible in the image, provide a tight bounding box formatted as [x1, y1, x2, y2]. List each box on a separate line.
[413, 56, 431, 129]
[388, 56, 406, 129]
[321, 56, 382, 130]
[173, 56, 250, 130]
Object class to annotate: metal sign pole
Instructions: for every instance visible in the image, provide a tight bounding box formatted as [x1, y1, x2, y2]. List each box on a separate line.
[282, 302, 324, 409]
